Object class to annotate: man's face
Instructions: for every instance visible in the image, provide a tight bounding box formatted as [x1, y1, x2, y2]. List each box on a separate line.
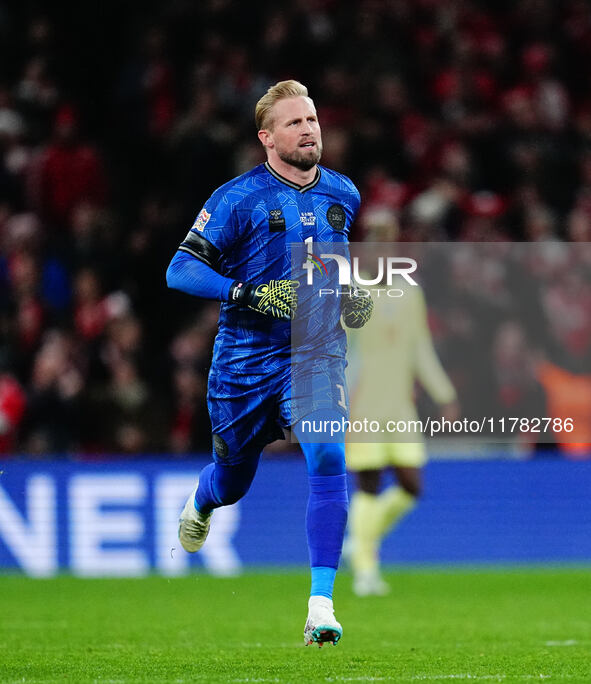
[262, 96, 323, 171]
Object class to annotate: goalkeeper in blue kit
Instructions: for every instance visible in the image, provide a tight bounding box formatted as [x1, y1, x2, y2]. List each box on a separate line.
[166, 80, 372, 646]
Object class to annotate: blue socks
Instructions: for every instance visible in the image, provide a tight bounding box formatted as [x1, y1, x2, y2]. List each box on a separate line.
[194, 456, 260, 513]
[306, 473, 348, 599]
[194, 462, 219, 513]
[310, 566, 337, 599]
[297, 439, 349, 599]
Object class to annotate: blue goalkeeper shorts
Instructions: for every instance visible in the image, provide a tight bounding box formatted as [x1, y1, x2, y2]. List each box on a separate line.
[207, 354, 348, 465]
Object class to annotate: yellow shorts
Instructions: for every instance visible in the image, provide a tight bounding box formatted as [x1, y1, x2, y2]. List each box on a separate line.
[346, 440, 427, 471]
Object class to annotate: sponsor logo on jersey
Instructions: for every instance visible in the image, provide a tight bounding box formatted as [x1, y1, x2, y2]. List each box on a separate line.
[269, 209, 286, 232]
[300, 211, 316, 226]
[192, 208, 211, 232]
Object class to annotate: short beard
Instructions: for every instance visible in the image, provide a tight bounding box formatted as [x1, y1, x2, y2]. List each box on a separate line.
[277, 144, 322, 171]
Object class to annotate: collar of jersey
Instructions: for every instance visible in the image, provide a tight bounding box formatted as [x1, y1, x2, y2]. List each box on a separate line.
[264, 162, 321, 193]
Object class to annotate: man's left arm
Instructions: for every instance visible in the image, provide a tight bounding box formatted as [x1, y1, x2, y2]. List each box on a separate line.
[340, 285, 374, 329]
[338, 186, 373, 329]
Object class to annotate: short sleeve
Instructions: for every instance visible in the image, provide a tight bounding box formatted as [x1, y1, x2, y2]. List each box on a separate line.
[349, 186, 361, 221]
[187, 185, 242, 254]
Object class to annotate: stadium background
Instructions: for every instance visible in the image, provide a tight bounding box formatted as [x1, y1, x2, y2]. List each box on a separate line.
[0, 0, 590, 575]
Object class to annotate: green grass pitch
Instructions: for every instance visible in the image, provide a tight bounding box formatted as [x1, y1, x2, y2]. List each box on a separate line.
[1, 569, 590, 683]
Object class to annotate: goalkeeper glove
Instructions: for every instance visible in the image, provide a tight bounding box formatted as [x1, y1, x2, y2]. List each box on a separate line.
[341, 285, 373, 328]
[229, 279, 299, 320]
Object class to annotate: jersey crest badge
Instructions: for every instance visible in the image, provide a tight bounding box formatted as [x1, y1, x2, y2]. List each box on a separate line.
[327, 204, 346, 231]
[192, 208, 211, 232]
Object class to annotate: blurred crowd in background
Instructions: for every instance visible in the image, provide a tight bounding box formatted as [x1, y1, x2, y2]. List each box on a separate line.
[0, 0, 590, 457]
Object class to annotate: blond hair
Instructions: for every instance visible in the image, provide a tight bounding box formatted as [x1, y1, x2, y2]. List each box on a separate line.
[255, 80, 309, 131]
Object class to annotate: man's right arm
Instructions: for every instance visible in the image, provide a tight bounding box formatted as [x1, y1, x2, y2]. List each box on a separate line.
[166, 237, 233, 301]
[166, 232, 298, 320]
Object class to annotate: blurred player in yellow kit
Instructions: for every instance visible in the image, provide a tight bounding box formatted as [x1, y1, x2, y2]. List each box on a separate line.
[346, 209, 459, 596]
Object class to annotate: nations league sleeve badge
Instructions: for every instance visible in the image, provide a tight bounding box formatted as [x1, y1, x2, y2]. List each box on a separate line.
[326, 204, 346, 232]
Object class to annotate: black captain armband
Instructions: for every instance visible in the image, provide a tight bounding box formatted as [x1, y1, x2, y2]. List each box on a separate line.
[178, 231, 221, 269]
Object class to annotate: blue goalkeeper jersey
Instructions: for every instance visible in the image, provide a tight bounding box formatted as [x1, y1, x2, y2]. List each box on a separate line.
[188, 162, 360, 375]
